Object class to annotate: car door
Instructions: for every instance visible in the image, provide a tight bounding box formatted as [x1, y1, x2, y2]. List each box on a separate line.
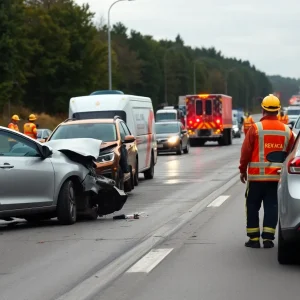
[120, 121, 135, 168]
[0, 129, 55, 212]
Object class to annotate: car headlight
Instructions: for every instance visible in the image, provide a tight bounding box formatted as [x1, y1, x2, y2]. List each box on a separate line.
[168, 136, 179, 144]
[97, 152, 115, 163]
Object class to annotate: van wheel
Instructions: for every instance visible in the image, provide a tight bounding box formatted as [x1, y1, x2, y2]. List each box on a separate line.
[144, 154, 154, 179]
[134, 159, 139, 186]
[57, 180, 77, 225]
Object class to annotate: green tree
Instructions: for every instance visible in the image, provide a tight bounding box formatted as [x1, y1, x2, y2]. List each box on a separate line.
[0, 0, 31, 110]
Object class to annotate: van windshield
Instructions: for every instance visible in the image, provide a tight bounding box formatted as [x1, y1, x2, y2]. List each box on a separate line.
[50, 123, 117, 142]
[156, 113, 177, 121]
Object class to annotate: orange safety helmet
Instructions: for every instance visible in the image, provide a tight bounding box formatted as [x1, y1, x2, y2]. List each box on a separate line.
[11, 115, 20, 121]
[29, 114, 37, 121]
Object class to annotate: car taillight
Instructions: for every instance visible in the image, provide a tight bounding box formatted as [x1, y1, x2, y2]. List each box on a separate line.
[288, 157, 300, 174]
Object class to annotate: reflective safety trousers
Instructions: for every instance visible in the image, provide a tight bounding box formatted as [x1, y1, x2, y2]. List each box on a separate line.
[247, 121, 291, 181]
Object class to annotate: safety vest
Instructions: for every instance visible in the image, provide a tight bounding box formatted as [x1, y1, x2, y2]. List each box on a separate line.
[247, 121, 291, 181]
[8, 123, 19, 132]
[277, 115, 288, 124]
[244, 117, 254, 129]
[24, 122, 37, 139]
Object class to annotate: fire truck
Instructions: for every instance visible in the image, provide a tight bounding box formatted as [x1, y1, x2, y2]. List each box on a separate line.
[185, 94, 233, 146]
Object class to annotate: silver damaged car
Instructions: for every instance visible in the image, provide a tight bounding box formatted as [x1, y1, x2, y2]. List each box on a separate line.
[0, 127, 127, 225]
[267, 132, 300, 264]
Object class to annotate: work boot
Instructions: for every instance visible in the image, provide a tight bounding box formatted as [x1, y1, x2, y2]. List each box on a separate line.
[263, 240, 274, 249]
[245, 239, 260, 248]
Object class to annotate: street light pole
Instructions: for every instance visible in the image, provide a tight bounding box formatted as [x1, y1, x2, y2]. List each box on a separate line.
[108, 0, 134, 90]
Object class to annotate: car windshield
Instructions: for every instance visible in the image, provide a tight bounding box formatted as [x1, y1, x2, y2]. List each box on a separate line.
[156, 113, 177, 121]
[287, 109, 300, 116]
[155, 123, 179, 134]
[50, 123, 117, 142]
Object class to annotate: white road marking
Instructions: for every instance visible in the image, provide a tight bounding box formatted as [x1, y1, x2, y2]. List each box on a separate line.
[127, 248, 173, 273]
[207, 195, 230, 207]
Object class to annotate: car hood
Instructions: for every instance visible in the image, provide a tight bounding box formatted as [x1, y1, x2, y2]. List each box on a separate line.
[156, 133, 179, 139]
[46, 138, 102, 163]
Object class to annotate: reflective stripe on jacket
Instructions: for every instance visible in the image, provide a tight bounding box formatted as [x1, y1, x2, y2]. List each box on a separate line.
[24, 122, 37, 139]
[243, 116, 254, 129]
[247, 121, 291, 181]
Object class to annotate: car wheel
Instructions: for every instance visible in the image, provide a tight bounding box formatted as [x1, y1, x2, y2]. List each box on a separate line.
[144, 154, 154, 179]
[183, 140, 190, 154]
[176, 143, 182, 155]
[278, 222, 297, 265]
[134, 159, 139, 186]
[57, 180, 77, 225]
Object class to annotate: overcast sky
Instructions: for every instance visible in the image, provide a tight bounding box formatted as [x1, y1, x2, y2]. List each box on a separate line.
[75, 0, 300, 78]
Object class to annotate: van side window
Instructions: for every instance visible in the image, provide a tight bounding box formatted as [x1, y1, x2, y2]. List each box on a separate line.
[120, 122, 131, 136]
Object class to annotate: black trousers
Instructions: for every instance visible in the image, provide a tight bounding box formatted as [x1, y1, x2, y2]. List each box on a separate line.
[245, 181, 278, 241]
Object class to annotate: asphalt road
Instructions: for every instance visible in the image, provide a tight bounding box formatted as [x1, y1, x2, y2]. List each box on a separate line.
[0, 133, 245, 300]
[96, 181, 300, 300]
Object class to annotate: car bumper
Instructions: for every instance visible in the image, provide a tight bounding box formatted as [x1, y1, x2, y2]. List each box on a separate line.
[157, 141, 180, 152]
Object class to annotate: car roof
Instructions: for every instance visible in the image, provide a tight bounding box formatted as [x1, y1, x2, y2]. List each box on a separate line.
[60, 118, 116, 125]
[287, 106, 300, 109]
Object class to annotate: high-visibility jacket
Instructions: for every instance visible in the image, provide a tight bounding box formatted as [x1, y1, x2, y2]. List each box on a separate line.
[247, 120, 293, 181]
[8, 123, 19, 132]
[243, 116, 254, 130]
[24, 122, 37, 139]
[277, 114, 289, 124]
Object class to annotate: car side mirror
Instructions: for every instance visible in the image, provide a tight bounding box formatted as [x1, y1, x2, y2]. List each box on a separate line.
[181, 129, 187, 134]
[41, 145, 53, 159]
[123, 135, 135, 143]
[288, 124, 293, 129]
[266, 151, 287, 163]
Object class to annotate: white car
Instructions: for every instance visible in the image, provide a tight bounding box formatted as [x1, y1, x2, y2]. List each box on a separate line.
[286, 106, 300, 127]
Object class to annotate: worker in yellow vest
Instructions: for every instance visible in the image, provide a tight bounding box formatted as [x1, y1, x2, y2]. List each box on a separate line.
[277, 111, 289, 124]
[24, 114, 38, 139]
[8, 115, 21, 149]
[8, 115, 20, 132]
[243, 113, 255, 135]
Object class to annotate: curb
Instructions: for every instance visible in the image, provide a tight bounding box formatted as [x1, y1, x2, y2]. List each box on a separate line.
[56, 173, 240, 300]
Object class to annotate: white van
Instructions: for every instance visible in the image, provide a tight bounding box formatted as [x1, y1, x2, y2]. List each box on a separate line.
[69, 92, 157, 179]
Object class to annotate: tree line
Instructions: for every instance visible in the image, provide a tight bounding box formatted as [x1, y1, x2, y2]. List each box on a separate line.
[268, 75, 300, 106]
[1, 0, 278, 116]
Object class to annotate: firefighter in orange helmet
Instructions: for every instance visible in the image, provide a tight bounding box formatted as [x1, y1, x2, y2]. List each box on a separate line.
[239, 94, 295, 249]
[243, 112, 254, 135]
[8, 115, 20, 132]
[24, 114, 38, 139]
[277, 110, 289, 124]
[8, 115, 21, 149]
